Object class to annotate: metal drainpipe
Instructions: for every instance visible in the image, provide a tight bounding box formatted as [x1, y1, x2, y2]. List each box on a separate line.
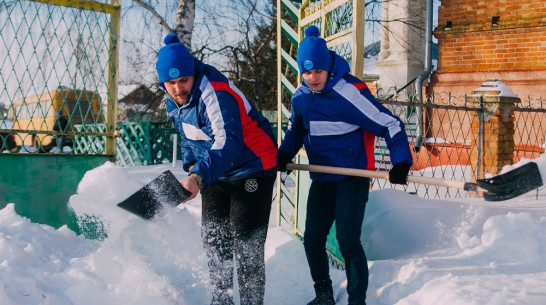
[413, 0, 433, 153]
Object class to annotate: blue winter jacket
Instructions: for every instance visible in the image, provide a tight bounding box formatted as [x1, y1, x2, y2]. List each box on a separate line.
[164, 59, 277, 187]
[278, 51, 413, 183]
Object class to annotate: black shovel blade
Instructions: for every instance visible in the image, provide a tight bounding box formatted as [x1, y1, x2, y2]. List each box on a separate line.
[117, 170, 192, 219]
[476, 162, 544, 201]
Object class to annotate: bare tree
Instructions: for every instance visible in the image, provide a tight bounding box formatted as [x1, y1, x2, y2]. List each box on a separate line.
[120, 0, 278, 117]
[119, 0, 436, 116]
[189, 0, 277, 110]
[131, 0, 195, 48]
[115, 0, 197, 121]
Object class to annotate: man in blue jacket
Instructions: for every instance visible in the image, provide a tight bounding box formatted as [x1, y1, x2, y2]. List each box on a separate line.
[156, 34, 278, 305]
[277, 26, 413, 305]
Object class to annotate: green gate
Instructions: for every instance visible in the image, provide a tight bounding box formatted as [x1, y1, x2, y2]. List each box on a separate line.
[0, 0, 121, 232]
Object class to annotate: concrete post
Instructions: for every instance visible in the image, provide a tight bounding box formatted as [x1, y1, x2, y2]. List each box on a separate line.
[376, 0, 425, 98]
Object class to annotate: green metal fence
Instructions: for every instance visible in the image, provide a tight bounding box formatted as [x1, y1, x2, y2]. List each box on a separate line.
[76, 122, 181, 166]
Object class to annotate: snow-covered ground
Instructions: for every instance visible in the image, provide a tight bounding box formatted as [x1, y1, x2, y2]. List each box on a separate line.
[1, 161, 546, 305]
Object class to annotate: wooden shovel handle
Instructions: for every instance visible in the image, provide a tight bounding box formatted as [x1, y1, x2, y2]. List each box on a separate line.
[286, 163, 473, 190]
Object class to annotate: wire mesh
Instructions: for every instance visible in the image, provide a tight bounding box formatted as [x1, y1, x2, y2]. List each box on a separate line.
[373, 92, 546, 200]
[0, 0, 118, 154]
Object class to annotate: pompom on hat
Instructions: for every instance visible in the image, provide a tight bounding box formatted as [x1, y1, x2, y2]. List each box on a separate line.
[156, 33, 195, 83]
[297, 25, 332, 74]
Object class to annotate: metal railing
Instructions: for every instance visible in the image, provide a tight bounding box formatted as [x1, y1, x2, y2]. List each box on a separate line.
[374, 93, 546, 199]
[74, 122, 181, 166]
[277, 92, 546, 203]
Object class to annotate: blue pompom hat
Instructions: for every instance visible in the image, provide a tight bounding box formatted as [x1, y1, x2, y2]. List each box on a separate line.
[156, 33, 195, 83]
[297, 25, 332, 74]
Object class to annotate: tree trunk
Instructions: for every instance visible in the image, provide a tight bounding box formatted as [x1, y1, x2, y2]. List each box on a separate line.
[133, 0, 195, 49]
[175, 0, 195, 48]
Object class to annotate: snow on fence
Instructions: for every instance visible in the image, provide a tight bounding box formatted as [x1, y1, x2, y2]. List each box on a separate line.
[372, 92, 546, 200]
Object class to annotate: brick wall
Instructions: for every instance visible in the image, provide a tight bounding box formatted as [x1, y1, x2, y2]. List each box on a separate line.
[426, 1, 546, 176]
[438, 0, 546, 28]
[434, 0, 546, 72]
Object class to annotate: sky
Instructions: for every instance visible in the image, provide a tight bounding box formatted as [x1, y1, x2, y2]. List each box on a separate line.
[1, 157, 546, 305]
[0, 0, 396, 107]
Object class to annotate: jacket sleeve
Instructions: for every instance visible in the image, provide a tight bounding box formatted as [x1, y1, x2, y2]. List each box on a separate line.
[278, 100, 305, 158]
[188, 91, 244, 186]
[345, 86, 413, 166]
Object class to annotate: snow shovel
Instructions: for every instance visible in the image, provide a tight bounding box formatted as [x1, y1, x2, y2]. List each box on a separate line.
[117, 170, 192, 220]
[473, 161, 543, 201]
[286, 162, 543, 202]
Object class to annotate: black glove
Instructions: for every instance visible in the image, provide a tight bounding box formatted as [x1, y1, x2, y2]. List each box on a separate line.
[277, 151, 293, 173]
[389, 163, 410, 184]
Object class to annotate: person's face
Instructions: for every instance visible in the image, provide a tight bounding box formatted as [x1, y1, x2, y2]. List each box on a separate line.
[301, 69, 328, 92]
[164, 76, 194, 105]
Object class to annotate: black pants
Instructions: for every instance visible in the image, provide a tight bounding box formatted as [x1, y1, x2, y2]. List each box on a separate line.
[201, 174, 275, 305]
[304, 177, 370, 305]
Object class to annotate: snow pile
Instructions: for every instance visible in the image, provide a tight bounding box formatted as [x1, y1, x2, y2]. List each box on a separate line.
[1, 162, 546, 304]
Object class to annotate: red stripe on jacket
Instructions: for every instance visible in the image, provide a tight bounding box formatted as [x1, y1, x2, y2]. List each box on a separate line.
[210, 81, 277, 170]
[351, 82, 369, 91]
[351, 82, 376, 170]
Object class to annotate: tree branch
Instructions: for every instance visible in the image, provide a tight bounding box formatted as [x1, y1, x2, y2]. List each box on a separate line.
[132, 0, 174, 34]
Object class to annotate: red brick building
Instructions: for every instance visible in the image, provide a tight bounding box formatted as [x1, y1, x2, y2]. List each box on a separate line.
[428, 0, 546, 99]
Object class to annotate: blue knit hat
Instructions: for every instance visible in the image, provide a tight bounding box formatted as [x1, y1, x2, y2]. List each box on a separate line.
[297, 26, 332, 74]
[156, 34, 195, 83]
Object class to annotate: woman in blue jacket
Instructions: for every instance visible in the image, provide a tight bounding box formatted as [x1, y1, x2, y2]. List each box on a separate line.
[156, 34, 277, 305]
[277, 26, 413, 305]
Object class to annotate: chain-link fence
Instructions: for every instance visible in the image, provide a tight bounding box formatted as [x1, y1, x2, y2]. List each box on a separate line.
[276, 90, 546, 268]
[0, 0, 119, 155]
[372, 92, 546, 200]
[0, 0, 120, 232]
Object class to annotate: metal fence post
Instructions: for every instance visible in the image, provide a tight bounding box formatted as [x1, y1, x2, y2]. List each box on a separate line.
[477, 95, 484, 180]
[172, 133, 178, 168]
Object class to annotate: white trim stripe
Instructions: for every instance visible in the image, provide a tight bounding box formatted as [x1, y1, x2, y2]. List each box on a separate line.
[310, 121, 359, 136]
[199, 76, 226, 149]
[182, 122, 212, 141]
[229, 82, 251, 113]
[333, 79, 402, 138]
